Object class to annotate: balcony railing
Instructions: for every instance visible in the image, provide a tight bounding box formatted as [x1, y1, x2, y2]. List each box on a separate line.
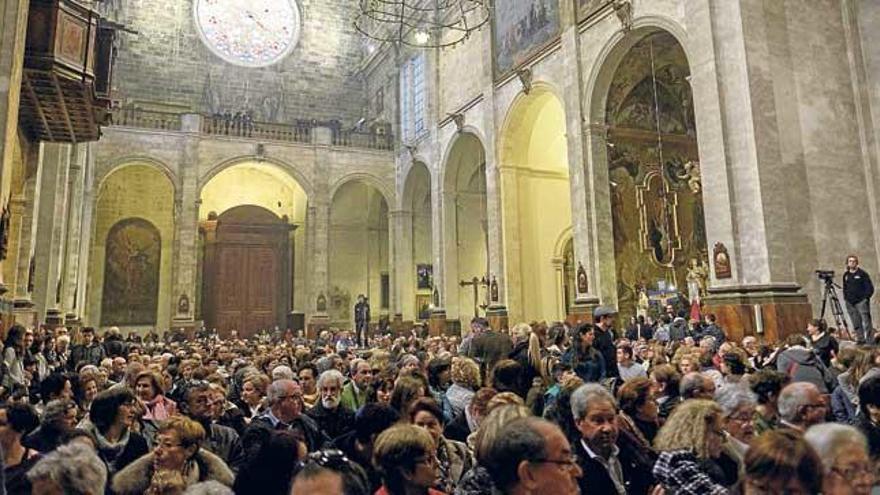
[110, 106, 182, 131]
[108, 106, 394, 151]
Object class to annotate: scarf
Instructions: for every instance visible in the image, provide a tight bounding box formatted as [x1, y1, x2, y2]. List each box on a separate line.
[82, 420, 130, 464]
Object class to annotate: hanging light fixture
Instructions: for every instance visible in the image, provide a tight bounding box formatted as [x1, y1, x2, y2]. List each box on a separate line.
[355, 0, 492, 49]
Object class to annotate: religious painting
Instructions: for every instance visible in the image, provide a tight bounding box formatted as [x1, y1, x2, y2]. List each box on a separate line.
[416, 294, 432, 321]
[713, 242, 732, 279]
[417, 264, 433, 290]
[606, 32, 708, 322]
[576, 0, 613, 23]
[101, 218, 161, 326]
[327, 285, 351, 323]
[492, 0, 561, 79]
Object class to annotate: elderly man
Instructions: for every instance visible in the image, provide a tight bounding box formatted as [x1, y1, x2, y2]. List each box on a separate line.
[778, 382, 827, 433]
[571, 383, 656, 495]
[680, 372, 716, 400]
[307, 369, 355, 440]
[182, 381, 244, 469]
[24, 399, 78, 453]
[482, 416, 581, 495]
[805, 423, 876, 495]
[249, 379, 326, 451]
[340, 358, 372, 412]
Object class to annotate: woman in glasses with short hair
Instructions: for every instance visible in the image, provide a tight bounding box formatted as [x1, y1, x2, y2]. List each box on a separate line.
[373, 424, 445, 495]
[112, 415, 234, 494]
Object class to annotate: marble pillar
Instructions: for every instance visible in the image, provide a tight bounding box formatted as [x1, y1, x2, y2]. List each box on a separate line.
[60, 144, 88, 325]
[170, 135, 199, 329]
[11, 145, 42, 324]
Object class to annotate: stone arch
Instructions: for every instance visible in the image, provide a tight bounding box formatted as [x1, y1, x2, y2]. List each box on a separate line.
[330, 172, 394, 210]
[199, 155, 314, 198]
[401, 162, 434, 320]
[97, 156, 178, 194]
[585, 23, 708, 321]
[497, 85, 573, 322]
[439, 129, 489, 192]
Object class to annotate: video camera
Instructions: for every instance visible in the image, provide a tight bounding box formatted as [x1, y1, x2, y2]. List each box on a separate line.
[815, 270, 835, 281]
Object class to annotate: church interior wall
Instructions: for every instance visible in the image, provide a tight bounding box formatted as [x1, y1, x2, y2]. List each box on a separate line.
[2, 129, 29, 290]
[100, 0, 368, 124]
[87, 164, 175, 331]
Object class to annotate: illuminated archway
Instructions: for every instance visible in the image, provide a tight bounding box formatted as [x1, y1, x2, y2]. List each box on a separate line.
[442, 133, 488, 323]
[499, 87, 573, 322]
[89, 163, 175, 329]
[402, 162, 433, 320]
[329, 180, 390, 326]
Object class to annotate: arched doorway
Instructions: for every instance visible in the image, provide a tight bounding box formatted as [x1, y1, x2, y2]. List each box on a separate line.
[199, 161, 308, 336]
[443, 133, 488, 323]
[201, 205, 293, 338]
[329, 180, 390, 327]
[402, 163, 433, 321]
[603, 31, 707, 321]
[499, 88, 573, 322]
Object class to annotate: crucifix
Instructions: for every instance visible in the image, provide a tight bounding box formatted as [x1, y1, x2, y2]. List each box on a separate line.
[459, 276, 489, 318]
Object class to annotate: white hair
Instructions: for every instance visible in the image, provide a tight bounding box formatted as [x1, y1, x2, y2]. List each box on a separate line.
[778, 382, 819, 422]
[27, 443, 107, 494]
[349, 358, 368, 375]
[571, 383, 617, 420]
[271, 365, 294, 381]
[714, 384, 757, 417]
[266, 379, 297, 405]
[317, 369, 345, 390]
[184, 480, 234, 495]
[805, 423, 868, 473]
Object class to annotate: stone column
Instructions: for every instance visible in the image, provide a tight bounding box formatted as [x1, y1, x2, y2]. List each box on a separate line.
[307, 199, 330, 335]
[0, 0, 29, 295]
[60, 144, 88, 325]
[170, 122, 200, 330]
[73, 145, 96, 322]
[691, 0, 811, 342]
[32, 143, 72, 325]
[390, 209, 412, 320]
[483, 149, 508, 331]
[11, 145, 42, 324]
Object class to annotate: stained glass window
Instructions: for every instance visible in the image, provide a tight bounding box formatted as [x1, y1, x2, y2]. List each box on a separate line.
[400, 53, 427, 142]
[194, 0, 301, 68]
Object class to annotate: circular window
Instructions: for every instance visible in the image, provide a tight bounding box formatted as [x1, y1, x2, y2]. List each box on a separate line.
[194, 0, 301, 68]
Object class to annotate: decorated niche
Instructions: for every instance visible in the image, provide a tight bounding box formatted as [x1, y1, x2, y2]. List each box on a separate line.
[606, 31, 708, 321]
[101, 218, 161, 326]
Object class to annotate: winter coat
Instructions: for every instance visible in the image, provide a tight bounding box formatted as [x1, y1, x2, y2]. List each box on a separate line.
[653, 450, 729, 495]
[562, 346, 606, 383]
[111, 449, 234, 495]
[775, 346, 836, 393]
[468, 331, 512, 377]
[454, 466, 495, 495]
[305, 401, 355, 440]
[669, 318, 691, 342]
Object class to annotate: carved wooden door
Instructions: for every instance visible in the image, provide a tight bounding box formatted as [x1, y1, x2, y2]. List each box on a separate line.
[202, 206, 291, 339]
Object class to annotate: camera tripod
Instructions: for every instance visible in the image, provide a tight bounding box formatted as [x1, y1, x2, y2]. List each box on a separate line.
[820, 278, 853, 341]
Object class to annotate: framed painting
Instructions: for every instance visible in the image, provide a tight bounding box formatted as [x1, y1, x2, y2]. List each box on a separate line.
[492, 0, 561, 79]
[576, 0, 613, 23]
[417, 264, 433, 290]
[416, 294, 432, 321]
[101, 218, 161, 326]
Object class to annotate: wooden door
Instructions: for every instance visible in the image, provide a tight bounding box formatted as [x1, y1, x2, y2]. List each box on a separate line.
[202, 206, 291, 339]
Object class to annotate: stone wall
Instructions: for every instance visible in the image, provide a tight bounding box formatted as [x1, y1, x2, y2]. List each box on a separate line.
[103, 0, 368, 124]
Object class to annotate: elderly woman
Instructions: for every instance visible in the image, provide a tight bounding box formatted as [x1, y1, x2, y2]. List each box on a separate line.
[112, 415, 234, 494]
[715, 384, 758, 485]
[408, 398, 473, 493]
[805, 423, 875, 495]
[80, 388, 149, 476]
[742, 429, 823, 495]
[27, 443, 107, 495]
[446, 357, 481, 418]
[653, 399, 730, 494]
[23, 398, 78, 453]
[373, 424, 443, 495]
[235, 373, 269, 422]
[456, 404, 532, 495]
[135, 370, 177, 421]
[77, 371, 100, 419]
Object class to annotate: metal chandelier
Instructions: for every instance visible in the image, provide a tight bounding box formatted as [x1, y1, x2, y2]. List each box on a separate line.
[355, 0, 492, 48]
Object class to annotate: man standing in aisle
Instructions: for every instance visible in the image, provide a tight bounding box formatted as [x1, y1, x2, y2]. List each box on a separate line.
[843, 255, 874, 344]
[593, 307, 619, 379]
[354, 294, 370, 348]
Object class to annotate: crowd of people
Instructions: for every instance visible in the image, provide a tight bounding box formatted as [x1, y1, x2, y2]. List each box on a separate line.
[0, 302, 877, 494]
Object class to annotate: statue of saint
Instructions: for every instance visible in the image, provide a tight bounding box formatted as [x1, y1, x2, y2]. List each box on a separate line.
[686, 258, 709, 303]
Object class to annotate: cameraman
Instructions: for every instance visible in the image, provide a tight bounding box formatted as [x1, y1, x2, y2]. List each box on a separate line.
[843, 255, 875, 343]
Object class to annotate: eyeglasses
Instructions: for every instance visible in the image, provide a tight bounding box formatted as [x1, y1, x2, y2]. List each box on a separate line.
[831, 464, 875, 481]
[727, 414, 754, 423]
[277, 394, 303, 402]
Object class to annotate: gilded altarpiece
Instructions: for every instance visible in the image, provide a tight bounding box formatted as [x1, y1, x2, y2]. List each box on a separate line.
[606, 32, 708, 320]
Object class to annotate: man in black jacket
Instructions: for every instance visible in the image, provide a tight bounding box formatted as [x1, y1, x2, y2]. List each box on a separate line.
[843, 255, 875, 344]
[571, 383, 656, 495]
[593, 307, 619, 378]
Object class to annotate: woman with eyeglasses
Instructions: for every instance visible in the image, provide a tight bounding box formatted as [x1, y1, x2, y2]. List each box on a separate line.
[741, 429, 823, 495]
[112, 415, 234, 494]
[715, 384, 758, 485]
[80, 388, 149, 476]
[407, 398, 473, 494]
[373, 424, 445, 495]
[805, 423, 875, 495]
[653, 399, 730, 495]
